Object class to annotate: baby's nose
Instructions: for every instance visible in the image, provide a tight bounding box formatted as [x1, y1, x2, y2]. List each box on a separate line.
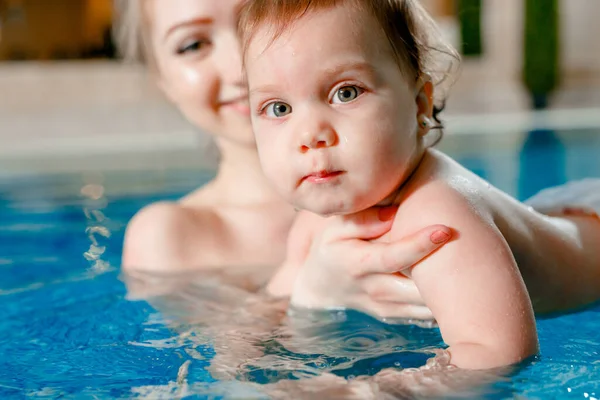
[299, 124, 338, 153]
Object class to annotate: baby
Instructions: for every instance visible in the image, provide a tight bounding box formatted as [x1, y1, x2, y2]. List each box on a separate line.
[239, 0, 599, 370]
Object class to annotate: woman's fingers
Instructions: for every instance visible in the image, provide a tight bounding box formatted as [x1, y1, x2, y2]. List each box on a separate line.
[360, 273, 424, 304]
[348, 224, 452, 276]
[359, 275, 435, 319]
[359, 299, 435, 320]
[327, 206, 399, 241]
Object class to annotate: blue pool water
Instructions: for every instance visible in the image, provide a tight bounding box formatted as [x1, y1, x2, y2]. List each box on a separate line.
[1, 128, 599, 399]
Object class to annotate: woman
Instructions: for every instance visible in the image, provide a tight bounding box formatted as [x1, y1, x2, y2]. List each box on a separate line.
[115, 0, 453, 319]
[115, 0, 600, 320]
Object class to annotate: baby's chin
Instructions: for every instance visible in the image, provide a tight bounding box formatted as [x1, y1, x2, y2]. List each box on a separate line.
[294, 198, 371, 218]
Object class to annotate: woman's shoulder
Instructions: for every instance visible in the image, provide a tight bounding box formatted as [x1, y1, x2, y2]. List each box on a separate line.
[122, 201, 224, 272]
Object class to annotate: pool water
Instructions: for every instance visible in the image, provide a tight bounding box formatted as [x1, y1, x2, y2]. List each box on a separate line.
[1, 128, 599, 399]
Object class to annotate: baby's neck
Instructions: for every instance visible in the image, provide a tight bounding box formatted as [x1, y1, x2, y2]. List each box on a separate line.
[375, 149, 429, 207]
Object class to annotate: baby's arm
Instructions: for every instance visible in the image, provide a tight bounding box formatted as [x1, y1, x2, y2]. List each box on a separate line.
[395, 183, 538, 370]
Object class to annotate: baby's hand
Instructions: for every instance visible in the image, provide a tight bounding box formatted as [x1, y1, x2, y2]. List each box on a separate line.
[290, 206, 452, 320]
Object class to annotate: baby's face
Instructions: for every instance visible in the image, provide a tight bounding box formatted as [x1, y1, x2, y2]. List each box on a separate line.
[246, 5, 424, 216]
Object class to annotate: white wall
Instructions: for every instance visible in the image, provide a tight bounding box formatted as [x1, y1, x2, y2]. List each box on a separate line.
[560, 0, 600, 82]
[475, 0, 600, 83]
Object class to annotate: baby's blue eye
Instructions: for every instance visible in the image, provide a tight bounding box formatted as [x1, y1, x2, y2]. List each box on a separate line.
[266, 102, 292, 118]
[333, 86, 361, 103]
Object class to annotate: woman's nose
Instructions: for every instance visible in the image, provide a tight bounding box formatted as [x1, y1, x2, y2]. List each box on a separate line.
[217, 32, 244, 87]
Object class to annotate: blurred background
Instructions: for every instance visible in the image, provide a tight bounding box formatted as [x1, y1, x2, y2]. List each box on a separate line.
[0, 0, 599, 181]
[2, 3, 600, 398]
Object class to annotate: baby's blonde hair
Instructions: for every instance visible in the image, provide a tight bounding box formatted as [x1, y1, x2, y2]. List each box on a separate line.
[112, 0, 151, 63]
[238, 0, 460, 131]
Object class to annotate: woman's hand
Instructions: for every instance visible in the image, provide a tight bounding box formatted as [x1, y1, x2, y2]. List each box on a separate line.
[262, 372, 379, 400]
[290, 206, 452, 321]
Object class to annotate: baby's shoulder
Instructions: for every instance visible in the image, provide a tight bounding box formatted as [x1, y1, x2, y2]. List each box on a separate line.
[390, 175, 501, 255]
[122, 201, 223, 272]
[395, 166, 494, 235]
[399, 177, 474, 217]
[402, 151, 491, 213]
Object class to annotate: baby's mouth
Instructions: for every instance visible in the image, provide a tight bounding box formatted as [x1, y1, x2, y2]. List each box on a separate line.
[300, 170, 345, 184]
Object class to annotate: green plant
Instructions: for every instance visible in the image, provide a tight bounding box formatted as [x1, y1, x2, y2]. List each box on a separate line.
[457, 0, 483, 56]
[523, 0, 560, 109]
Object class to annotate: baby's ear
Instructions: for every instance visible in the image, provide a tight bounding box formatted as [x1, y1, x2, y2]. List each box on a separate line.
[416, 75, 441, 146]
[416, 75, 434, 118]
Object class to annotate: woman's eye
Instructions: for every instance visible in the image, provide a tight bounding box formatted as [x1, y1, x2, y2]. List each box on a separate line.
[333, 86, 362, 104]
[265, 102, 292, 118]
[176, 39, 207, 55]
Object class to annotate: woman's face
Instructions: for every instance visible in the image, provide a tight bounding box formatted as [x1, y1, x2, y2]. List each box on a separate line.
[148, 0, 254, 144]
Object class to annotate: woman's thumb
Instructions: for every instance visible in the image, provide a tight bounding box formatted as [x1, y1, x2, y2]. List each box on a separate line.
[333, 206, 398, 241]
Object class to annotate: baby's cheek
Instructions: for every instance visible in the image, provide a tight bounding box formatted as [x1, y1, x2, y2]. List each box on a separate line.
[264, 160, 282, 184]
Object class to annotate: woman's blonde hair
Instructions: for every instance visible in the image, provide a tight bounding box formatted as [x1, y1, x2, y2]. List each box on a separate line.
[112, 0, 151, 63]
